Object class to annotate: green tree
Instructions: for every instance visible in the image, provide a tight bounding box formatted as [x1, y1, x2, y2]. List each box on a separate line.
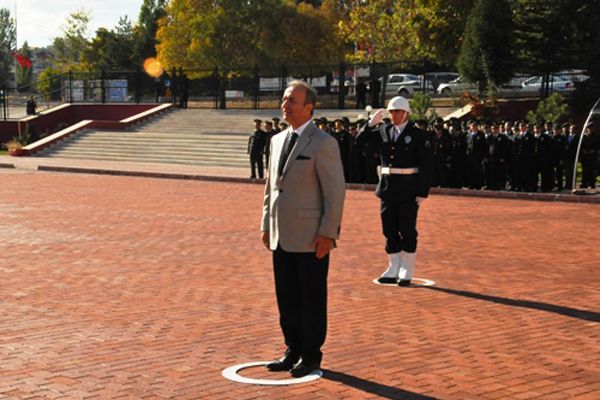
[156, 0, 342, 69]
[135, 0, 167, 61]
[338, 0, 472, 65]
[0, 8, 16, 87]
[37, 67, 64, 100]
[51, 10, 91, 70]
[457, 0, 514, 95]
[84, 17, 137, 71]
[526, 93, 567, 124]
[16, 41, 33, 89]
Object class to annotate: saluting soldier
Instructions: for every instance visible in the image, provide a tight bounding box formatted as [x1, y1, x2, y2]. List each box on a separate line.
[248, 119, 267, 179]
[356, 96, 433, 286]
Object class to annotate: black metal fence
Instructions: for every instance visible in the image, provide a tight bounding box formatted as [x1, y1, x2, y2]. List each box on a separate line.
[1, 61, 590, 120]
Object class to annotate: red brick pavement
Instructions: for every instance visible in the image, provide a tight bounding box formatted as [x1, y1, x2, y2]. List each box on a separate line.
[0, 169, 599, 400]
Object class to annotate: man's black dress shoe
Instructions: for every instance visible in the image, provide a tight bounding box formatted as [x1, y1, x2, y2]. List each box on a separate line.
[266, 352, 300, 372]
[398, 279, 411, 286]
[289, 360, 320, 378]
[377, 276, 398, 284]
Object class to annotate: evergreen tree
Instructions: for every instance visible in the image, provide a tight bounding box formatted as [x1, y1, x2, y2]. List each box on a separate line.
[457, 0, 515, 95]
[135, 0, 167, 61]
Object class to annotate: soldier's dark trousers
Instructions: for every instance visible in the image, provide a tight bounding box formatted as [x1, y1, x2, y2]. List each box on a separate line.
[381, 200, 419, 254]
[250, 152, 264, 179]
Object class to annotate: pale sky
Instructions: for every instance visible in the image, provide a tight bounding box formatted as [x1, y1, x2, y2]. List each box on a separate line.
[0, 0, 143, 48]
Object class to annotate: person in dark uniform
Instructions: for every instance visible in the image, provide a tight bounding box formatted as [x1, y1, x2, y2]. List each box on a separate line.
[431, 117, 450, 187]
[580, 120, 599, 189]
[550, 125, 567, 191]
[486, 122, 510, 190]
[355, 79, 368, 109]
[513, 121, 536, 191]
[264, 120, 276, 168]
[532, 123, 554, 191]
[179, 73, 189, 109]
[248, 119, 266, 179]
[272, 117, 281, 134]
[465, 120, 486, 189]
[333, 119, 352, 181]
[564, 123, 581, 191]
[356, 96, 433, 286]
[370, 78, 381, 108]
[447, 118, 467, 188]
[349, 120, 366, 183]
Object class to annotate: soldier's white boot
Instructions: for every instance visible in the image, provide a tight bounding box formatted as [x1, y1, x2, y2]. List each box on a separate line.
[377, 252, 401, 284]
[398, 251, 416, 286]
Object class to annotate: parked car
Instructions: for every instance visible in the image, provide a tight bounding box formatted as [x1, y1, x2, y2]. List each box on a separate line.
[437, 76, 476, 95]
[437, 76, 528, 96]
[380, 73, 434, 97]
[423, 72, 459, 92]
[520, 75, 577, 93]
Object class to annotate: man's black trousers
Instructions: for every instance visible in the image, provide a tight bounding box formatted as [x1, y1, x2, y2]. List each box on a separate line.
[273, 247, 328, 364]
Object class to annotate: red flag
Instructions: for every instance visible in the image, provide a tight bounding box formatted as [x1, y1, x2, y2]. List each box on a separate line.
[12, 53, 32, 69]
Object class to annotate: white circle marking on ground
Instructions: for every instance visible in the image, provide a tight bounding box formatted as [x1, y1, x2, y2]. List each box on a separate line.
[372, 277, 436, 287]
[222, 361, 322, 386]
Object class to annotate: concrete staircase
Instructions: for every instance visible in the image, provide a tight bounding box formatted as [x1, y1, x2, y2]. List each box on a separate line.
[34, 108, 364, 168]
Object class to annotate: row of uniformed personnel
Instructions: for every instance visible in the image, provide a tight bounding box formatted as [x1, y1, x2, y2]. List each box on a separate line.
[249, 115, 599, 191]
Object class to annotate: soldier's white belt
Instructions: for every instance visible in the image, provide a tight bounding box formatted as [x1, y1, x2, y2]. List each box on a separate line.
[379, 166, 419, 175]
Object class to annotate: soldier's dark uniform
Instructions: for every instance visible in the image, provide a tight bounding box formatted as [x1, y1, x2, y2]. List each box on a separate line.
[356, 99, 433, 285]
[532, 127, 554, 191]
[564, 127, 581, 190]
[333, 120, 352, 181]
[580, 123, 599, 189]
[550, 129, 566, 190]
[431, 123, 451, 187]
[465, 124, 487, 189]
[485, 127, 510, 190]
[447, 125, 467, 188]
[512, 123, 535, 191]
[248, 120, 266, 179]
[263, 121, 276, 169]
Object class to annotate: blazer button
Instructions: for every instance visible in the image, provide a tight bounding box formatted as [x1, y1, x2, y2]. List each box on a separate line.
[390, 155, 395, 159]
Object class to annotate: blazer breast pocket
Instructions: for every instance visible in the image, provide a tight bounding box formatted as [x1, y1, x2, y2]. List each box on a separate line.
[296, 155, 311, 160]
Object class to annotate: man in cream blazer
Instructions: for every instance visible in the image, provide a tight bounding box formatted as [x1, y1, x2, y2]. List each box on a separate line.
[261, 81, 345, 378]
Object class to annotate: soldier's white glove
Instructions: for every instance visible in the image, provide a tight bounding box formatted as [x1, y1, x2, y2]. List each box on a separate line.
[369, 109, 385, 127]
[416, 197, 426, 206]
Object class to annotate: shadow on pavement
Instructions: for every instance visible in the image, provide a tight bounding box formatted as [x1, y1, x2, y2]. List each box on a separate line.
[421, 286, 600, 322]
[322, 370, 440, 400]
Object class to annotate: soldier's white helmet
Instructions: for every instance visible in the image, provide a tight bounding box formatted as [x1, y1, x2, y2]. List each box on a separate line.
[386, 96, 411, 113]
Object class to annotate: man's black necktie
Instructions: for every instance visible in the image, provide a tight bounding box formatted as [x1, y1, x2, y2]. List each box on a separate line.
[278, 131, 298, 176]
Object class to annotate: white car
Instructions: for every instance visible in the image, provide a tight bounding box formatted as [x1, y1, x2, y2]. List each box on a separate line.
[380, 74, 433, 97]
[437, 76, 528, 96]
[520, 75, 577, 93]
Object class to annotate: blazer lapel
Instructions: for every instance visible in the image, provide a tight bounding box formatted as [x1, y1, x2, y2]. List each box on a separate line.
[281, 123, 315, 178]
